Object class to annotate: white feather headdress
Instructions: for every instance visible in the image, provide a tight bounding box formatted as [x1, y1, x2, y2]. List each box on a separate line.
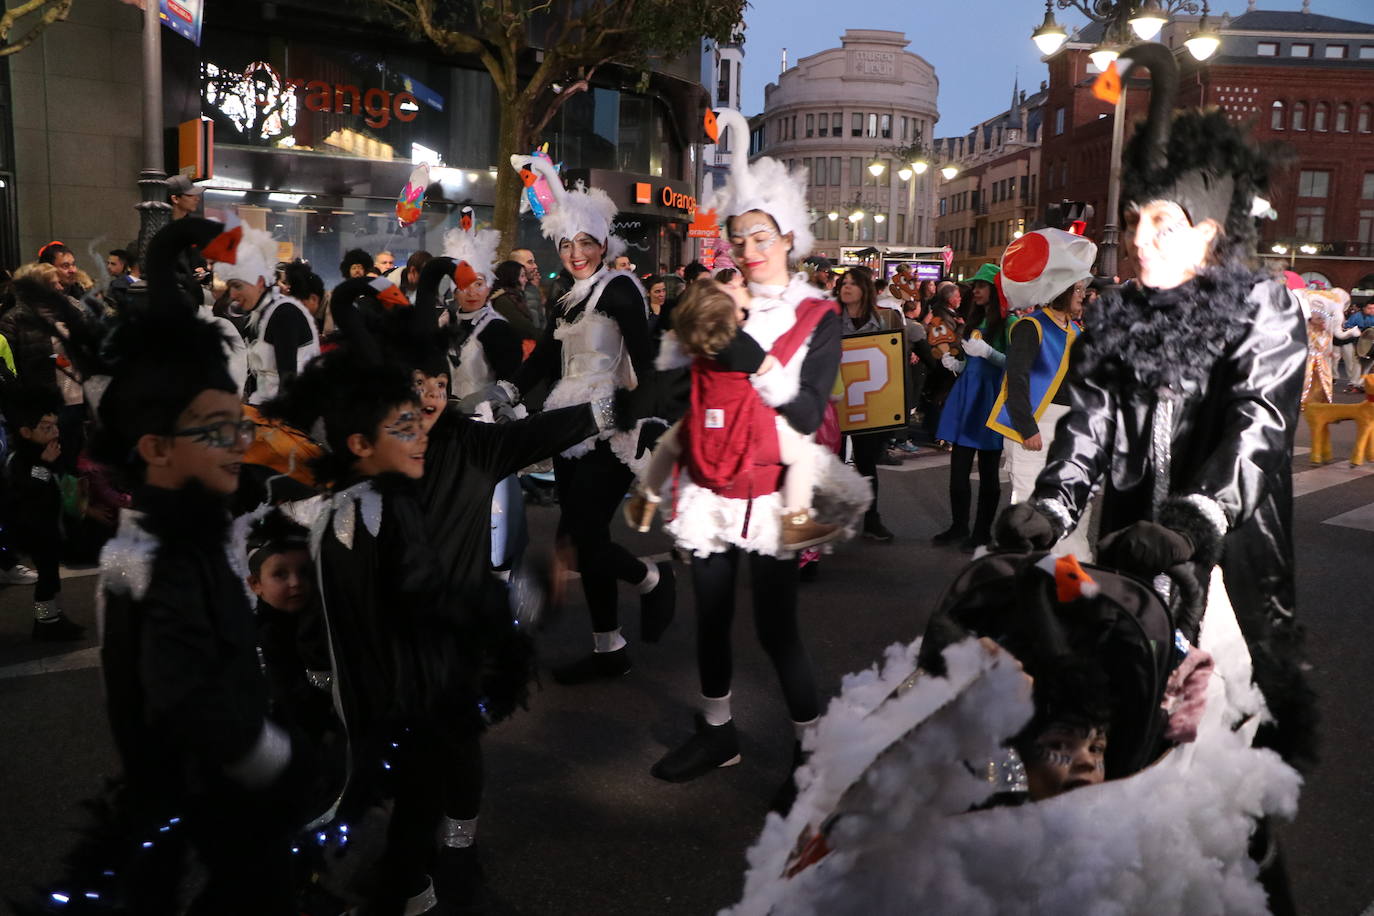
[212, 224, 278, 285]
[509, 154, 626, 261]
[443, 218, 503, 286]
[704, 109, 815, 259]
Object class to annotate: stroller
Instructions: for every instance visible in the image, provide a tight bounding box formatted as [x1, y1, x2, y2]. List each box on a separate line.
[725, 552, 1301, 916]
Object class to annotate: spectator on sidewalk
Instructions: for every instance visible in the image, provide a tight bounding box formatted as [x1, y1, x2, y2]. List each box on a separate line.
[508, 247, 546, 330]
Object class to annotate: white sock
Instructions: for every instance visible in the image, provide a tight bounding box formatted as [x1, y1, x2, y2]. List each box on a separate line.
[636, 562, 660, 594]
[702, 693, 733, 727]
[437, 816, 477, 849]
[793, 716, 819, 741]
[593, 629, 627, 653]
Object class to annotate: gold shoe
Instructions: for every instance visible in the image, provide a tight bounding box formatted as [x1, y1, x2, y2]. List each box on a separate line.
[623, 488, 661, 533]
[781, 509, 841, 551]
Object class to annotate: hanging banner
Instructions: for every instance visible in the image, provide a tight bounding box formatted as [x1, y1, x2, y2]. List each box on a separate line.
[160, 0, 203, 45]
[838, 330, 908, 434]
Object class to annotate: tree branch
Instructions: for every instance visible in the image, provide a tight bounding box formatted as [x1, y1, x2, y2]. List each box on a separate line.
[0, 0, 72, 57]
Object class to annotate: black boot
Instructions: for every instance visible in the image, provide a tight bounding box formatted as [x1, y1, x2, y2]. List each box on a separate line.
[640, 561, 676, 643]
[651, 714, 741, 783]
[959, 529, 991, 553]
[861, 513, 894, 542]
[770, 741, 809, 815]
[32, 612, 85, 641]
[551, 647, 631, 685]
[931, 524, 969, 546]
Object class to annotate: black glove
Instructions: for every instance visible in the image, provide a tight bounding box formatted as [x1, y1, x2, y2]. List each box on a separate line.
[1097, 521, 1195, 578]
[613, 384, 658, 432]
[635, 419, 668, 459]
[993, 502, 1060, 552]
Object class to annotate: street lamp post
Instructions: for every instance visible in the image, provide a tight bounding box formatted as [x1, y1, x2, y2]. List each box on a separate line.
[1029, 0, 1217, 278]
[136, 0, 170, 254]
[881, 140, 931, 247]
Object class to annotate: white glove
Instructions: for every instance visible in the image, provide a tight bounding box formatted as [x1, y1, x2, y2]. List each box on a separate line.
[962, 336, 991, 359]
[941, 353, 963, 375]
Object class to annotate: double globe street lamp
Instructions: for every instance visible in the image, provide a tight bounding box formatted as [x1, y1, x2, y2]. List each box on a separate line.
[1029, 0, 1223, 277]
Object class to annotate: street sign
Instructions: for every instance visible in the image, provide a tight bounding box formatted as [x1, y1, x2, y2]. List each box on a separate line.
[159, 0, 202, 45]
[838, 330, 908, 434]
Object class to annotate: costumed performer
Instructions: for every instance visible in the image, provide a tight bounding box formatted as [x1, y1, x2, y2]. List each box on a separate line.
[985, 228, 1098, 558]
[995, 42, 1311, 908]
[648, 108, 869, 806]
[506, 152, 674, 683]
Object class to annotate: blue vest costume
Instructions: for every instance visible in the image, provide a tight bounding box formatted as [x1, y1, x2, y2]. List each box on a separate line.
[987, 310, 1075, 444]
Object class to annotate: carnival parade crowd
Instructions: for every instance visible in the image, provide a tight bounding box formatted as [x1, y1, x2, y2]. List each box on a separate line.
[0, 40, 1331, 916]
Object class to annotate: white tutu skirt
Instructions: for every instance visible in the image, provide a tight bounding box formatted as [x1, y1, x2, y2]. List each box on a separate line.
[664, 443, 872, 558]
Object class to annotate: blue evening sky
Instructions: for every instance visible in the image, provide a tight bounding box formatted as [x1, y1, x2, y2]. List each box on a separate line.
[739, 0, 1374, 137]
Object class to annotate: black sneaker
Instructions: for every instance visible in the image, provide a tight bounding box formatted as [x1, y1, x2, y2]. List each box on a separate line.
[770, 740, 809, 815]
[862, 517, 894, 542]
[32, 614, 85, 642]
[651, 714, 741, 783]
[640, 561, 676, 644]
[551, 647, 631, 685]
[931, 525, 969, 546]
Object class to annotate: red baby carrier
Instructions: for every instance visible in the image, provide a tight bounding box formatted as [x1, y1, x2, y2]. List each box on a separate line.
[678, 299, 837, 529]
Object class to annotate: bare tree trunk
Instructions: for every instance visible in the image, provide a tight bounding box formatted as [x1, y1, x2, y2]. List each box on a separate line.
[491, 89, 530, 258]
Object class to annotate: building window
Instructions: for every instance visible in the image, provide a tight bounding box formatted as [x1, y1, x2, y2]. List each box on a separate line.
[1314, 103, 1329, 132]
[880, 114, 892, 139]
[831, 113, 842, 135]
[805, 114, 814, 138]
[1299, 170, 1330, 197]
[939, 197, 947, 217]
[1325, 44, 1347, 59]
[850, 156, 862, 186]
[848, 112, 860, 137]
[1295, 205, 1325, 241]
[1361, 105, 1372, 133]
[1362, 46, 1374, 60]
[814, 156, 827, 186]
[1291, 43, 1312, 58]
[1292, 102, 1306, 131]
[1362, 172, 1374, 199]
[818, 115, 828, 138]
[1060, 161, 1068, 187]
[900, 116, 909, 140]
[1271, 100, 1284, 130]
[1054, 107, 1065, 136]
[791, 116, 797, 139]
[1360, 210, 1374, 255]
[1257, 42, 1279, 56]
[802, 158, 812, 182]
[866, 113, 878, 138]
[1337, 103, 1351, 133]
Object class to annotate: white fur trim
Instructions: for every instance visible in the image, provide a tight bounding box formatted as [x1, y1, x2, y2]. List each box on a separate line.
[663, 443, 870, 557]
[655, 330, 693, 371]
[99, 510, 158, 603]
[751, 338, 806, 408]
[724, 572, 1298, 916]
[213, 224, 278, 285]
[706, 109, 815, 258]
[1178, 492, 1230, 540]
[442, 226, 502, 287]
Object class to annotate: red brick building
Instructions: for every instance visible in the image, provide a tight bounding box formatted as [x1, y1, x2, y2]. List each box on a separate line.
[1039, 7, 1374, 295]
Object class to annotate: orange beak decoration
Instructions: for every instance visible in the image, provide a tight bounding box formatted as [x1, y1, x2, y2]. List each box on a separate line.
[201, 226, 242, 264]
[704, 109, 720, 144]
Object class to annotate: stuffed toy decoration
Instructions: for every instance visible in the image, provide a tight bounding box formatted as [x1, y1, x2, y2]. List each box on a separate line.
[510, 152, 625, 261]
[517, 146, 559, 219]
[396, 163, 429, 227]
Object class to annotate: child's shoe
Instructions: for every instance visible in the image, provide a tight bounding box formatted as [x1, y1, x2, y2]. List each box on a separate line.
[782, 509, 841, 551]
[32, 603, 85, 641]
[623, 487, 661, 533]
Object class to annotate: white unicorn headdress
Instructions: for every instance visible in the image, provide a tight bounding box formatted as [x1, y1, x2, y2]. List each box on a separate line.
[442, 207, 502, 287]
[210, 223, 278, 286]
[509, 154, 626, 261]
[703, 108, 815, 259]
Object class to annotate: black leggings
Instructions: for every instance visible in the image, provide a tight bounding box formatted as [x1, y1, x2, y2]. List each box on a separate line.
[948, 444, 1002, 536]
[554, 441, 649, 633]
[691, 549, 819, 723]
[844, 432, 886, 522]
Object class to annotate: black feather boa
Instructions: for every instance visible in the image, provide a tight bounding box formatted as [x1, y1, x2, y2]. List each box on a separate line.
[1073, 263, 1271, 395]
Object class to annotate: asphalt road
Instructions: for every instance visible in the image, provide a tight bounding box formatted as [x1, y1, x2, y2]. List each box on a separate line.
[0, 413, 1370, 915]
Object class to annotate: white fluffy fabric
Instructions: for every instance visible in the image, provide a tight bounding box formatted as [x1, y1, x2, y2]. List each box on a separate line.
[706, 109, 815, 259]
[442, 225, 502, 286]
[655, 330, 693, 371]
[724, 572, 1302, 916]
[213, 224, 278, 285]
[510, 154, 626, 261]
[663, 442, 870, 558]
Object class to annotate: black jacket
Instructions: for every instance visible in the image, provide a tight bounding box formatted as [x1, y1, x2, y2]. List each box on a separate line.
[1032, 269, 1306, 640]
[101, 484, 287, 814]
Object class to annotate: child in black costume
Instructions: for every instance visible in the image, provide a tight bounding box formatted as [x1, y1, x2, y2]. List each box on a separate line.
[5, 381, 83, 639]
[51, 218, 305, 915]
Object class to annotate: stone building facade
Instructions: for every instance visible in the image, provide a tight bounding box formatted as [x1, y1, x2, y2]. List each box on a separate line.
[752, 30, 940, 261]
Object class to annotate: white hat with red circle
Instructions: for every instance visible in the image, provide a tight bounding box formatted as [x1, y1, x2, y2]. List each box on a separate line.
[997, 228, 1098, 311]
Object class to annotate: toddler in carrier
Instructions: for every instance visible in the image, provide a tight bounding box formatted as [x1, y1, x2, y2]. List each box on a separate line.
[625, 280, 839, 551]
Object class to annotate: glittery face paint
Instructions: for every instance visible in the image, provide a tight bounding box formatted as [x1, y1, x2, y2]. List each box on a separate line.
[1023, 724, 1109, 801]
[383, 411, 421, 442]
[728, 211, 792, 288]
